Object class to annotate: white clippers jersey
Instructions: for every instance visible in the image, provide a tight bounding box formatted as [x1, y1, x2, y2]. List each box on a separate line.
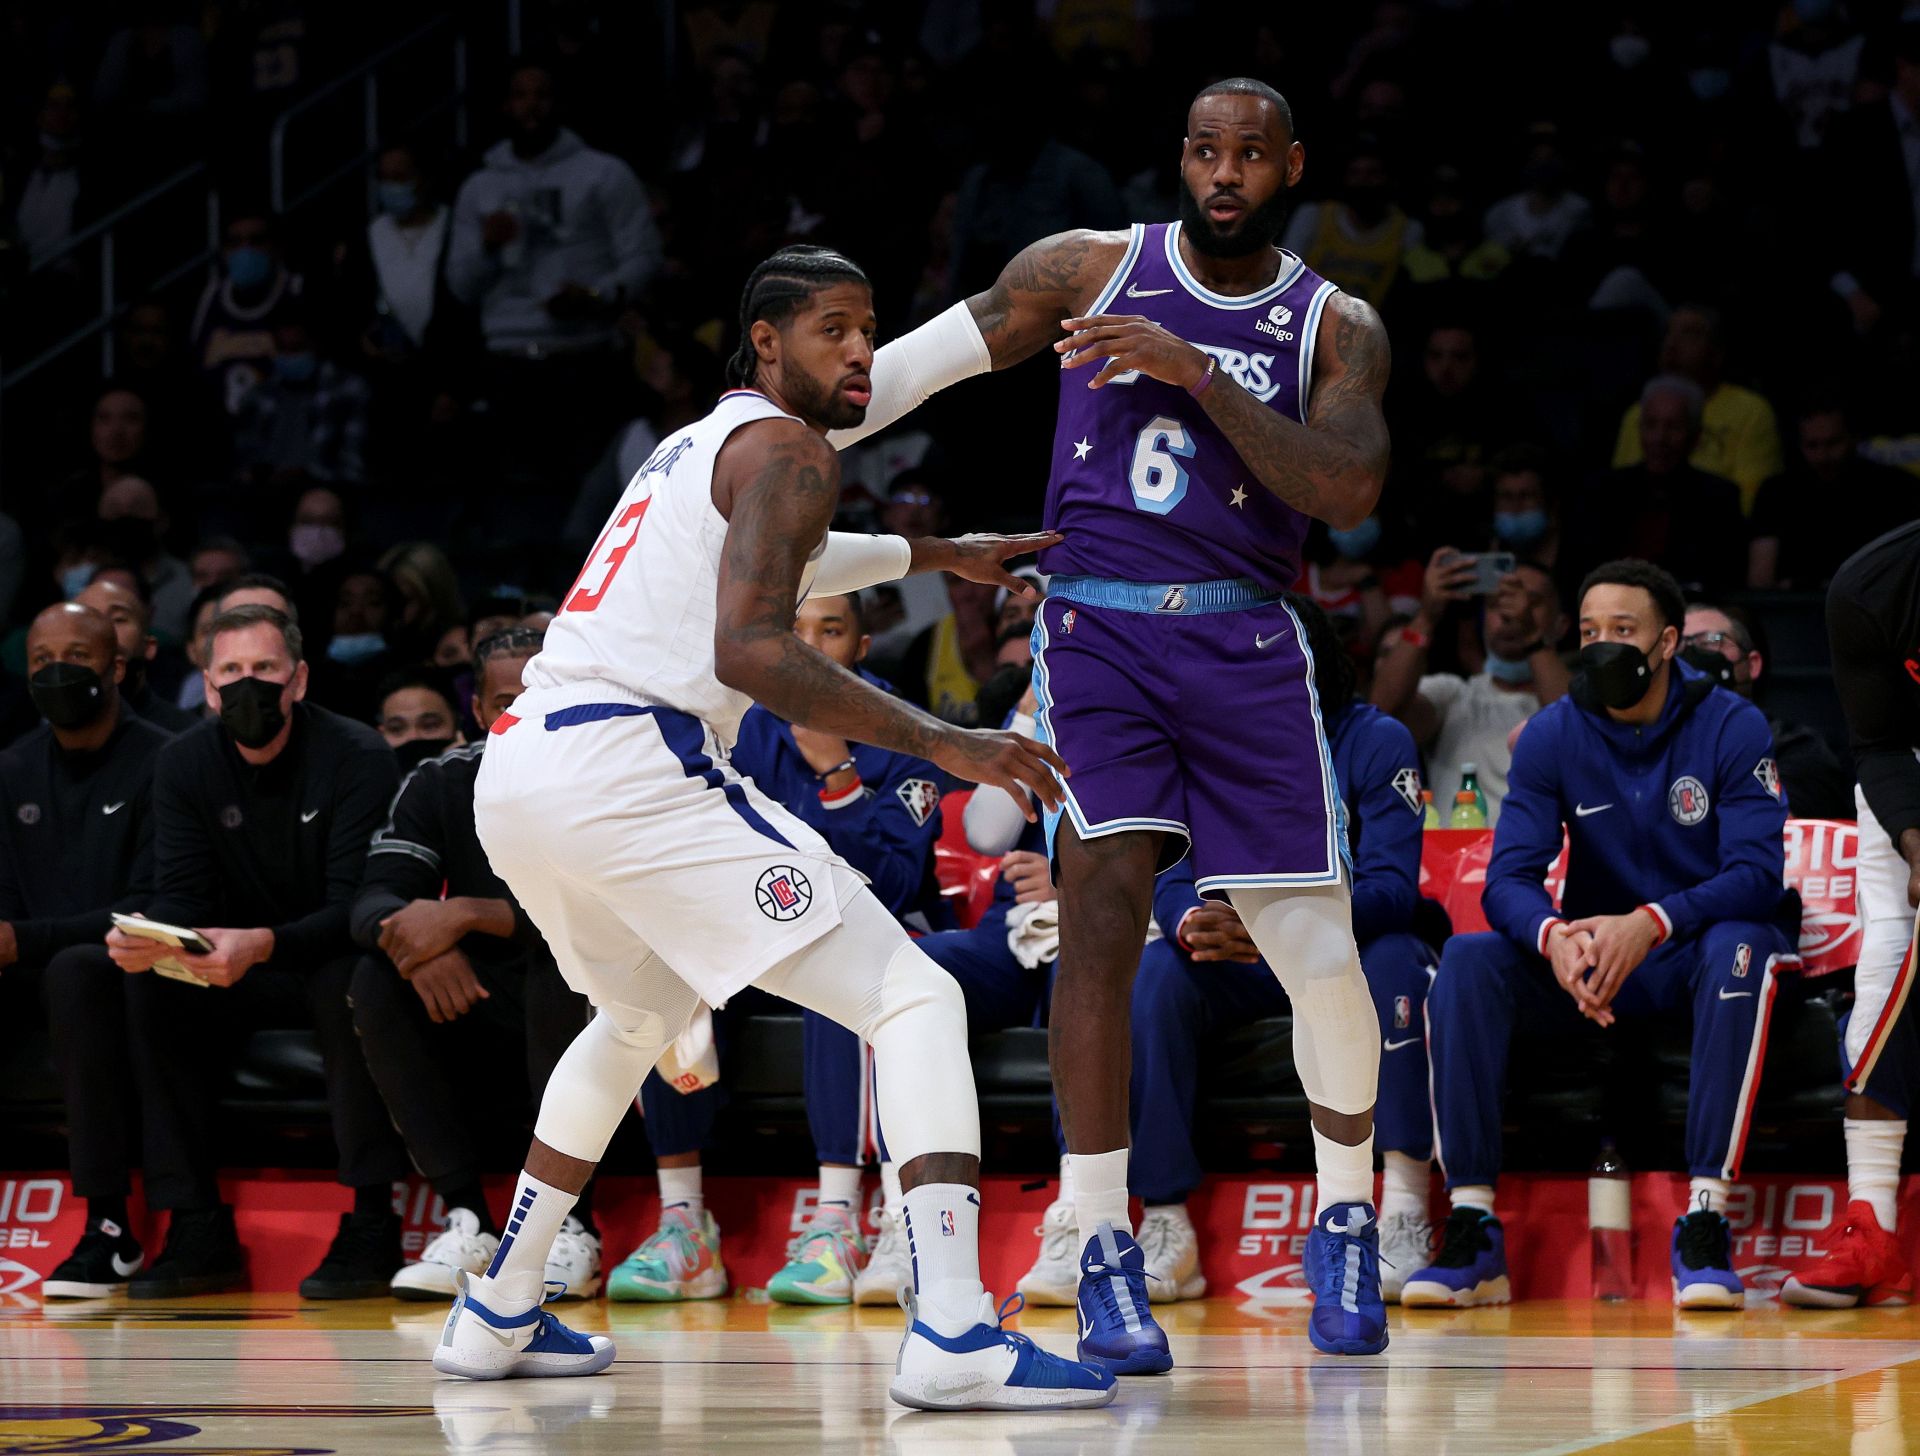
[522, 388, 824, 744]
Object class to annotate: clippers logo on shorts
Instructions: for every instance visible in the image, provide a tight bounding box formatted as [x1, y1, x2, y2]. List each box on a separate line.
[896, 778, 940, 827]
[1156, 586, 1189, 613]
[1391, 767, 1423, 815]
[1732, 943, 1751, 979]
[1668, 776, 1710, 826]
[1753, 757, 1781, 800]
[756, 865, 814, 921]
[1393, 994, 1411, 1029]
[1061, 609, 1077, 635]
[940, 1210, 955, 1236]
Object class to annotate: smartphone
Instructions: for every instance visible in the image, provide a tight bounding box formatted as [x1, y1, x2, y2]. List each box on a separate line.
[1469, 551, 1516, 595]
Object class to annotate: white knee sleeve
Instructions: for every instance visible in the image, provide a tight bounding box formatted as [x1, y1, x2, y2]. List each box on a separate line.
[1229, 882, 1380, 1116]
[534, 961, 702, 1163]
[757, 868, 980, 1162]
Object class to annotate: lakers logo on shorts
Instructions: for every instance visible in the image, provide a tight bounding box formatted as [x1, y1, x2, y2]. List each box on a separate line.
[756, 865, 814, 922]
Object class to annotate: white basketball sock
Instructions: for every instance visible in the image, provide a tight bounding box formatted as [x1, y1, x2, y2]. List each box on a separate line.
[902, 1182, 983, 1335]
[1688, 1176, 1731, 1215]
[818, 1164, 863, 1214]
[1055, 1152, 1075, 1207]
[1846, 1118, 1906, 1230]
[481, 1170, 576, 1308]
[1069, 1149, 1131, 1243]
[1313, 1126, 1376, 1216]
[1451, 1184, 1495, 1216]
[1381, 1150, 1430, 1221]
[657, 1165, 703, 1214]
[880, 1161, 904, 1217]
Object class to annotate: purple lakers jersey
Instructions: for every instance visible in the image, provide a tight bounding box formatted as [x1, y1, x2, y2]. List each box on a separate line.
[1038, 221, 1341, 592]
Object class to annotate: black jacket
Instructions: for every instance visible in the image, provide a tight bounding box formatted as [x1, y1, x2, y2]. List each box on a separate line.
[0, 708, 167, 964]
[145, 703, 399, 966]
[1828, 522, 1920, 845]
[350, 740, 537, 965]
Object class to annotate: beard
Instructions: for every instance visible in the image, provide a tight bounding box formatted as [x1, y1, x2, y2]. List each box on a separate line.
[782, 363, 867, 432]
[1178, 178, 1293, 258]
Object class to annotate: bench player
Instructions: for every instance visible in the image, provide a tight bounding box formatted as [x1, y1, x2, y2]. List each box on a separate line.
[435, 245, 1113, 1412]
[827, 78, 1394, 1361]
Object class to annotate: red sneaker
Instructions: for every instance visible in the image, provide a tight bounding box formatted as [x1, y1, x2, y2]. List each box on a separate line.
[1781, 1201, 1914, 1308]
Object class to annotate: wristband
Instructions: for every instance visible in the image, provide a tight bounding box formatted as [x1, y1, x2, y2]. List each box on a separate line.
[1175, 906, 1203, 955]
[1637, 904, 1670, 945]
[1398, 624, 1431, 650]
[1187, 355, 1217, 398]
[817, 758, 857, 781]
[819, 775, 864, 808]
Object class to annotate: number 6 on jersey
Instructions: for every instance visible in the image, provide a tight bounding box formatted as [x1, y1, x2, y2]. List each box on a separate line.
[1129, 415, 1194, 515]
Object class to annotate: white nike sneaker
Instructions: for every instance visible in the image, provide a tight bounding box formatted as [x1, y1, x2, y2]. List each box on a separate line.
[854, 1209, 914, 1306]
[1377, 1211, 1434, 1304]
[890, 1290, 1115, 1411]
[1137, 1205, 1207, 1302]
[1015, 1199, 1080, 1307]
[544, 1217, 602, 1301]
[393, 1208, 500, 1302]
[432, 1270, 615, 1380]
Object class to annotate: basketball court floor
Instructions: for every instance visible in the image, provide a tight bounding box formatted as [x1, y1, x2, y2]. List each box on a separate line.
[3, 1294, 1912, 1454]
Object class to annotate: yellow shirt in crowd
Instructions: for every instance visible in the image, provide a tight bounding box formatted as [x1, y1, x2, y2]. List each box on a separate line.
[1612, 382, 1784, 514]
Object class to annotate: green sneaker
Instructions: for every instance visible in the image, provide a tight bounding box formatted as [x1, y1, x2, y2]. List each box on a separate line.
[607, 1205, 728, 1302]
[767, 1202, 868, 1305]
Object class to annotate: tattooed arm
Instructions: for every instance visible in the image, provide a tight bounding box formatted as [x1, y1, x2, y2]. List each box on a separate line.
[1055, 292, 1392, 529]
[965, 229, 1131, 368]
[712, 420, 1068, 815]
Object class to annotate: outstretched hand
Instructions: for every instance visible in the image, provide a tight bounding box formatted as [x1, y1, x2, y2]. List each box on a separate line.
[1056, 314, 1211, 391]
[913, 532, 1063, 596]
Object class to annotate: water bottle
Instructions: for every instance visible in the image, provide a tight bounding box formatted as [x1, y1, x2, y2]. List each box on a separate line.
[1422, 789, 1440, 830]
[1448, 790, 1487, 829]
[1458, 762, 1488, 823]
[1589, 1139, 1632, 1301]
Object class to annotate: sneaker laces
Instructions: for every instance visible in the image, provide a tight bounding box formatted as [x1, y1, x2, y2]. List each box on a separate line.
[786, 1207, 857, 1265]
[638, 1215, 701, 1275]
[1137, 1209, 1190, 1269]
[869, 1210, 905, 1258]
[990, 1291, 1039, 1354]
[1083, 1256, 1158, 1320]
[1675, 1196, 1731, 1270]
[1376, 1211, 1431, 1271]
[1429, 1207, 1492, 1269]
[1033, 1203, 1076, 1263]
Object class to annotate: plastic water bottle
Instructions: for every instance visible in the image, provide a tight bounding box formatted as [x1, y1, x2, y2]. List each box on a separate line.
[1458, 762, 1488, 823]
[1422, 789, 1440, 829]
[1448, 790, 1487, 830]
[1589, 1140, 1632, 1301]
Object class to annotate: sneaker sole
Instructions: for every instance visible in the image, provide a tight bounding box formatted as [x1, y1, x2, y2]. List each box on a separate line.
[1309, 1323, 1389, 1356]
[608, 1267, 729, 1302]
[1399, 1275, 1510, 1308]
[393, 1279, 464, 1302]
[1079, 1342, 1173, 1376]
[432, 1343, 617, 1381]
[1672, 1278, 1744, 1310]
[889, 1374, 1116, 1411]
[301, 1278, 401, 1300]
[43, 1279, 129, 1299]
[129, 1270, 246, 1300]
[767, 1281, 854, 1305]
[1781, 1276, 1911, 1309]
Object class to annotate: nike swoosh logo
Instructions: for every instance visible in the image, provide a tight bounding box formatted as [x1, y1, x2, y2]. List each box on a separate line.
[301, 810, 320, 823]
[1718, 989, 1753, 1000]
[1574, 803, 1613, 817]
[102, 801, 125, 815]
[1383, 1037, 1420, 1051]
[111, 1253, 140, 1277]
[1256, 630, 1290, 649]
[966, 1192, 980, 1207]
[1125, 284, 1173, 297]
[1078, 1311, 1094, 1342]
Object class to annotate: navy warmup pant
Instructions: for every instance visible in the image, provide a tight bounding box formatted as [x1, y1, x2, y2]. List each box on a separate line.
[1428, 923, 1793, 1188]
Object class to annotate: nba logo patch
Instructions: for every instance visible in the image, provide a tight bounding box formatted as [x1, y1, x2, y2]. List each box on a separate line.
[1391, 767, 1423, 815]
[1062, 609, 1076, 635]
[1393, 995, 1411, 1030]
[940, 1210, 955, 1237]
[1732, 944, 1751, 979]
[1668, 775, 1710, 826]
[896, 777, 940, 827]
[1753, 757, 1781, 800]
[755, 864, 814, 922]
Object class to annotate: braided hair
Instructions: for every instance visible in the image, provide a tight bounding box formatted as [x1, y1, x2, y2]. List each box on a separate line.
[725, 245, 872, 389]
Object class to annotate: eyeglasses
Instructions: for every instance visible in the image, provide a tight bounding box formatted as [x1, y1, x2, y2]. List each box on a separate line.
[889, 490, 935, 506]
[1682, 630, 1747, 652]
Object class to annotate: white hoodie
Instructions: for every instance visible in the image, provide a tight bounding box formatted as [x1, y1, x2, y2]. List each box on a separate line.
[447, 127, 660, 353]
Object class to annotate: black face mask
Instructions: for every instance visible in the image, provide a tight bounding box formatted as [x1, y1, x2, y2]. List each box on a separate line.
[394, 736, 456, 773]
[31, 663, 109, 729]
[219, 675, 289, 748]
[1679, 645, 1739, 689]
[1576, 641, 1660, 710]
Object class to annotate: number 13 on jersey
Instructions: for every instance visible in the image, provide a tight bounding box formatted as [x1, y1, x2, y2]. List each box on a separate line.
[564, 495, 651, 613]
[1129, 415, 1194, 515]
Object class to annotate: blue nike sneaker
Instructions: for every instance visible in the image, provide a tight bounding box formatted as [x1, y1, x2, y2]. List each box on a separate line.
[1400, 1206, 1511, 1308]
[890, 1291, 1116, 1410]
[1671, 1199, 1744, 1310]
[1303, 1202, 1389, 1355]
[1075, 1222, 1172, 1376]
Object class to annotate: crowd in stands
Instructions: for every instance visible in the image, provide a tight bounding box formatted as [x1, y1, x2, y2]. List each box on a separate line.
[1, 1, 1917, 1306]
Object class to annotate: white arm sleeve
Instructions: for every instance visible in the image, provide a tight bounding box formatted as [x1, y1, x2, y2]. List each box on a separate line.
[827, 300, 992, 450]
[808, 533, 913, 597]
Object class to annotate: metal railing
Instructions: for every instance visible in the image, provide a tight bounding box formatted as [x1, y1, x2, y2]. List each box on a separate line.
[269, 13, 468, 217]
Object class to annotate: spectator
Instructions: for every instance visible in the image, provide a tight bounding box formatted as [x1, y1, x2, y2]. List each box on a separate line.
[1572, 376, 1747, 596]
[892, 574, 1001, 724]
[619, 592, 948, 1307]
[174, 586, 223, 714]
[114, 303, 225, 478]
[445, 60, 660, 485]
[1396, 322, 1517, 545]
[46, 385, 152, 534]
[189, 211, 305, 416]
[106, 605, 409, 1299]
[1482, 124, 1592, 261]
[1297, 516, 1402, 658]
[8, 83, 92, 269]
[1815, 22, 1920, 344]
[1407, 560, 1795, 1311]
[1282, 136, 1423, 307]
[1611, 305, 1785, 511]
[1681, 601, 1852, 821]
[1, 603, 168, 1299]
[373, 667, 462, 771]
[231, 316, 371, 487]
[308, 565, 401, 721]
[1398, 164, 1510, 291]
[357, 143, 454, 361]
[1749, 403, 1915, 589]
[1767, 0, 1865, 152]
[378, 541, 466, 662]
[1373, 553, 1570, 824]
[74, 576, 196, 733]
[863, 472, 953, 661]
[1025, 595, 1439, 1306]
[1563, 141, 1673, 323]
[348, 626, 597, 1302]
[95, 477, 192, 645]
[1485, 444, 1567, 576]
[188, 538, 250, 594]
